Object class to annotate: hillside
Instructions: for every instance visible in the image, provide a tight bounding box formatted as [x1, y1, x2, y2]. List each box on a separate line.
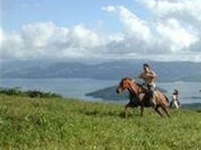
[1, 95, 201, 149]
[2, 60, 201, 82]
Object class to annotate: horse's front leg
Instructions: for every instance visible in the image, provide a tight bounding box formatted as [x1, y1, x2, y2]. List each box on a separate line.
[140, 105, 144, 116]
[122, 104, 129, 118]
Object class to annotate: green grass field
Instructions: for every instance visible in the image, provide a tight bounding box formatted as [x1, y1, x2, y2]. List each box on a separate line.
[0, 95, 201, 150]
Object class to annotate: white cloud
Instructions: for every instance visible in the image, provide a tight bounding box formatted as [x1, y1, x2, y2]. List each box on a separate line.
[3, 30, 25, 59]
[0, 28, 3, 49]
[70, 24, 102, 48]
[1, 0, 201, 62]
[104, 6, 152, 41]
[102, 6, 116, 13]
[102, 1, 201, 60]
[140, 0, 201, 29]
[2, 22, 119, 60]
[22, 22, 55, 48]
[156, 18, 198, 52]
[102, 5, 155, 55]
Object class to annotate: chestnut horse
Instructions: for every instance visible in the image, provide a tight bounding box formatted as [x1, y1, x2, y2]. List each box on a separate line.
[116, 77, 170, 117]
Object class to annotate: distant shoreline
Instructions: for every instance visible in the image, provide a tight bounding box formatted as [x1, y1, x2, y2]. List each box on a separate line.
[1, 78, 200, 104]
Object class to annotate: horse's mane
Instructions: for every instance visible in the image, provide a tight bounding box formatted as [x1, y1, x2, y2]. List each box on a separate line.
[123, 77, 144, 89]
[135, 82, 145, 89]
[123, 77, 133, 81]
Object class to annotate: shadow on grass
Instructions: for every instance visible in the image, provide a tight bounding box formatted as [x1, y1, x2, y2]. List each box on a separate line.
[196, 109, 201, 113]
[80, 109, 140, 119]
[83, 110, 120, 117]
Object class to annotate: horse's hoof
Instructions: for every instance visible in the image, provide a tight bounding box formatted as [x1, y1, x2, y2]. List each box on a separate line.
[124, 113, 128, 118]
[119, 112, 126, 118]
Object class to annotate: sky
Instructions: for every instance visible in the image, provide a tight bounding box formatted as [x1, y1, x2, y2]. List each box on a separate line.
[1, 0, 201, 62]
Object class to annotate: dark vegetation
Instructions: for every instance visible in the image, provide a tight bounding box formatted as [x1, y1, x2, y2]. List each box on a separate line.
[0, 87, 62, 98]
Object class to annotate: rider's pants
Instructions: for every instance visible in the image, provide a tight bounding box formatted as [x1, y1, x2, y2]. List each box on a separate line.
[147, 84, 155, 99]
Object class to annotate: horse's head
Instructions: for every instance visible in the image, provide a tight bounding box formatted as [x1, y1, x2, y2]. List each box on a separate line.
[116, 77, 133, 94]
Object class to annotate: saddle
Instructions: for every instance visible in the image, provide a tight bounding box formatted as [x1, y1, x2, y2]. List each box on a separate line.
[136, 82, 157, 106]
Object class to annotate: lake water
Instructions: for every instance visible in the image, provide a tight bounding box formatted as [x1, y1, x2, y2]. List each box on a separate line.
[0, 78, 201, 104]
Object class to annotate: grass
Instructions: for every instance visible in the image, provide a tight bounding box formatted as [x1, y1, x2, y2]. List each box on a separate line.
[0, 94, 201, 150]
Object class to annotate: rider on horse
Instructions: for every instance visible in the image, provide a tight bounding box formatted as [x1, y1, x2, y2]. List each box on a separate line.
[170, 89, 180, 108]
[137, 63, 157, 106]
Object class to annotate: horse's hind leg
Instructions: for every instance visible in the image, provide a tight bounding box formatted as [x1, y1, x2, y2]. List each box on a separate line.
[154, 105, 163, 117]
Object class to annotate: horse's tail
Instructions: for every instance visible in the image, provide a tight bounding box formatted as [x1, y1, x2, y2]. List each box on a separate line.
[164, 95, 169, 103]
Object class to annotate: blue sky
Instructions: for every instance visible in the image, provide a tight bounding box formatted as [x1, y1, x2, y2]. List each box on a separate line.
[3, 0, 143, 31]
[1, 0, 201, 62]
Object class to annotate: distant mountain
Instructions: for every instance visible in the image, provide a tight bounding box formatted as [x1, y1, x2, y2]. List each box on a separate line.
[1, 60, 201, 82]
[86, 85, 128, 101]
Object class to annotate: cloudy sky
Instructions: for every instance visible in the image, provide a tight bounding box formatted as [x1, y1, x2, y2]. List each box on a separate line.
[1, 0, 201, 62]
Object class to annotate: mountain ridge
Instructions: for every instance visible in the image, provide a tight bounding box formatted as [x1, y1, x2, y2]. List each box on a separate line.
[1, 60, 201, 82]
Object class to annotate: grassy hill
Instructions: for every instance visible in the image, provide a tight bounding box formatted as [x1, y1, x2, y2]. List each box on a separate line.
[1, 95, 201, 150]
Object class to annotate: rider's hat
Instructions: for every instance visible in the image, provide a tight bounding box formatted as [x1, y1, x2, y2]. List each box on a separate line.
[173, 89, 179, 95]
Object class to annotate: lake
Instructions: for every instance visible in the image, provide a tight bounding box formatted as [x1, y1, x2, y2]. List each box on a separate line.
[0, 78, 201, 104]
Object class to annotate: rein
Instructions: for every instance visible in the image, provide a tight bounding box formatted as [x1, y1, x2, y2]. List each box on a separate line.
[130, 81, 147, 95]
